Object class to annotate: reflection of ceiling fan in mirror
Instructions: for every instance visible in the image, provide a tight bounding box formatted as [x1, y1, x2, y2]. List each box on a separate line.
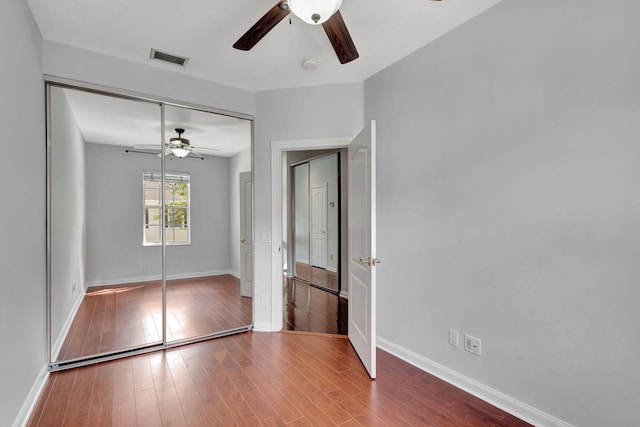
[133, 128, 221, 159]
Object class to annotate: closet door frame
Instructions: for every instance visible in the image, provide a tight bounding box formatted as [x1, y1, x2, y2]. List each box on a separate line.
[45, 76, 254, 371]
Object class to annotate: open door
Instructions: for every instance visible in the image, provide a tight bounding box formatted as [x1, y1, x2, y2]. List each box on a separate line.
[240, 171, 253, 297]
[348, 120, 377, 378]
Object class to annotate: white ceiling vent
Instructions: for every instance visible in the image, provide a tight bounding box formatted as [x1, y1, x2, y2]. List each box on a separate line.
[149, 49, 189, 67]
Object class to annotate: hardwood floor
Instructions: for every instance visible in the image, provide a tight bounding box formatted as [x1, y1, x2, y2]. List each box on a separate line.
[29, 332, 531, 426]
[56, 274, 252, 362]
[283, 277, 348, 335]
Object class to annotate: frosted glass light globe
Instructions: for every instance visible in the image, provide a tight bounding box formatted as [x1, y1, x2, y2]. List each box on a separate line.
[289, 0, 343, 25]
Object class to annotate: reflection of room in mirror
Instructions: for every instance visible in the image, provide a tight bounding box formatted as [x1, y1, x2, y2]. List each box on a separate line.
[283, 277, 347, 335]
[48, 85, 253, 365]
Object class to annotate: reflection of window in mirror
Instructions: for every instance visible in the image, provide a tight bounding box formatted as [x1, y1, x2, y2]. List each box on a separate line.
[143, 170, 191, 245]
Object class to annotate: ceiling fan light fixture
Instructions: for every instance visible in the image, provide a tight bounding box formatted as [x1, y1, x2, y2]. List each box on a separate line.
[169, 128, 191, 157]
[171, 146, 190, 158]
[289, 0, 343, 25]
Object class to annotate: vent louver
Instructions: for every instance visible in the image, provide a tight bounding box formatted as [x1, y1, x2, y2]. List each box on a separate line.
[149, 49, 189, 67]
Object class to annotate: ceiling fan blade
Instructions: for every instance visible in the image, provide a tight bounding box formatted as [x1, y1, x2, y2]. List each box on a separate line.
[133, 144, 162, 149]
[192, 146, 221, 152]
[322, 10, 359, 64]
[233, 2, 290, 51]
[189, 150, 209, 160]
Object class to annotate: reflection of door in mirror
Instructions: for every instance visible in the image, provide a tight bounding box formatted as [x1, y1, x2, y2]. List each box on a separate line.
[48, 84, 254, 367]
[292, 153, 339, 292]
[240, 171, 253, 297]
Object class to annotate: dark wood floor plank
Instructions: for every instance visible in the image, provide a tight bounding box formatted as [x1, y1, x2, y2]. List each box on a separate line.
[242, 388, 287, 427]
[63, 365, 97, 425]
[242, 364, 303, 423]
[86, 361, 115, 425]
[274, 379, 340, 427]
[32, 369, 77, 426]
[111, 358, 137, 427]
[326, 388, 388, 426]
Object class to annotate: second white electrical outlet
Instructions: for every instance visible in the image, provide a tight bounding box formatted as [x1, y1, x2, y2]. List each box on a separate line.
[464, 334, 481, 356]
[449, 329, 459, 347]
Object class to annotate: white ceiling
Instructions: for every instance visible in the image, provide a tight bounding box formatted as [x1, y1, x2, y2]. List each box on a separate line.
[60, 87, 252, 157]
[27, 0, 503, 92]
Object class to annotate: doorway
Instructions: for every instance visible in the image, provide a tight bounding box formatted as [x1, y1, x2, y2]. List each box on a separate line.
[284, 150, 348, 334]
[271, 122, 378, 378]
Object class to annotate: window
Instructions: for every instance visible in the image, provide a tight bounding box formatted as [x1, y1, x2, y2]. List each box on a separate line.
[143, 171, 190, 245]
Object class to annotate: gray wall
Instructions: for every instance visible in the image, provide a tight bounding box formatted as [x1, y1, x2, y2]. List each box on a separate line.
[365, 0, 640, 425]
[85, 143, 231, 284]
[50, 87, 85, 350]
[0, 0, 45, 424]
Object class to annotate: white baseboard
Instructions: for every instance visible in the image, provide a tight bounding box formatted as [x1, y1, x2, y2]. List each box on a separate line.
[85, 270, 235, 288]
[339, 290, 349, 299]
[229, 270, 240, 279]
[253, 321, 273, 332]
[51, 290, 84, 361]
[12, 365, 49, 427]
[376, 337, 573, 427]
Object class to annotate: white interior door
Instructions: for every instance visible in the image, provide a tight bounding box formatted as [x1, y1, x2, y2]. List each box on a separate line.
[240, 171, 253, 297]
[348, 120, 377, 378]
[311, 184, 328, 268]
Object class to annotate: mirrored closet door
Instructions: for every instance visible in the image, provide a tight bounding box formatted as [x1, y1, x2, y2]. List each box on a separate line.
[292, 153, 340, 292]
[47, 83, 253, 368]
[163, 105, 253, 344]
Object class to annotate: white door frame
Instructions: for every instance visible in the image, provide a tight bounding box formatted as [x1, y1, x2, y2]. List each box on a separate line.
[270, 137, 352, 331]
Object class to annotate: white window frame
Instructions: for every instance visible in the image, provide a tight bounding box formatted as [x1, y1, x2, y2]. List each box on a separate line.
[143, 170, 191, 246]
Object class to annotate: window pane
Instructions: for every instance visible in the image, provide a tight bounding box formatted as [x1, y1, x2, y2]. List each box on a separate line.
[145, 208, 161, 226]
[144, 172, 189, 245]
[171, 225, 189, 243]
[144, 225, 161, 245]
[145, 182, 161, 207]
[165, 183, 188, 207]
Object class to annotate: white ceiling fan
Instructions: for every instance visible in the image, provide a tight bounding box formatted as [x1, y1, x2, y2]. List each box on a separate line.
[134, 128, 221, 159]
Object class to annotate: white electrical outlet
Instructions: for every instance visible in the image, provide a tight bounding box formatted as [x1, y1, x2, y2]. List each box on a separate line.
[449, 329, 459, 347]
[464, 334, 481, 356]
[72, 282, 76, 293]
[261, 295, 269, 306]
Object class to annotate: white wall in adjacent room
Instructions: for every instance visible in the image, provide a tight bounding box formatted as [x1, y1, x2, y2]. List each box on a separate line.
[365, 0, 640, 425]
